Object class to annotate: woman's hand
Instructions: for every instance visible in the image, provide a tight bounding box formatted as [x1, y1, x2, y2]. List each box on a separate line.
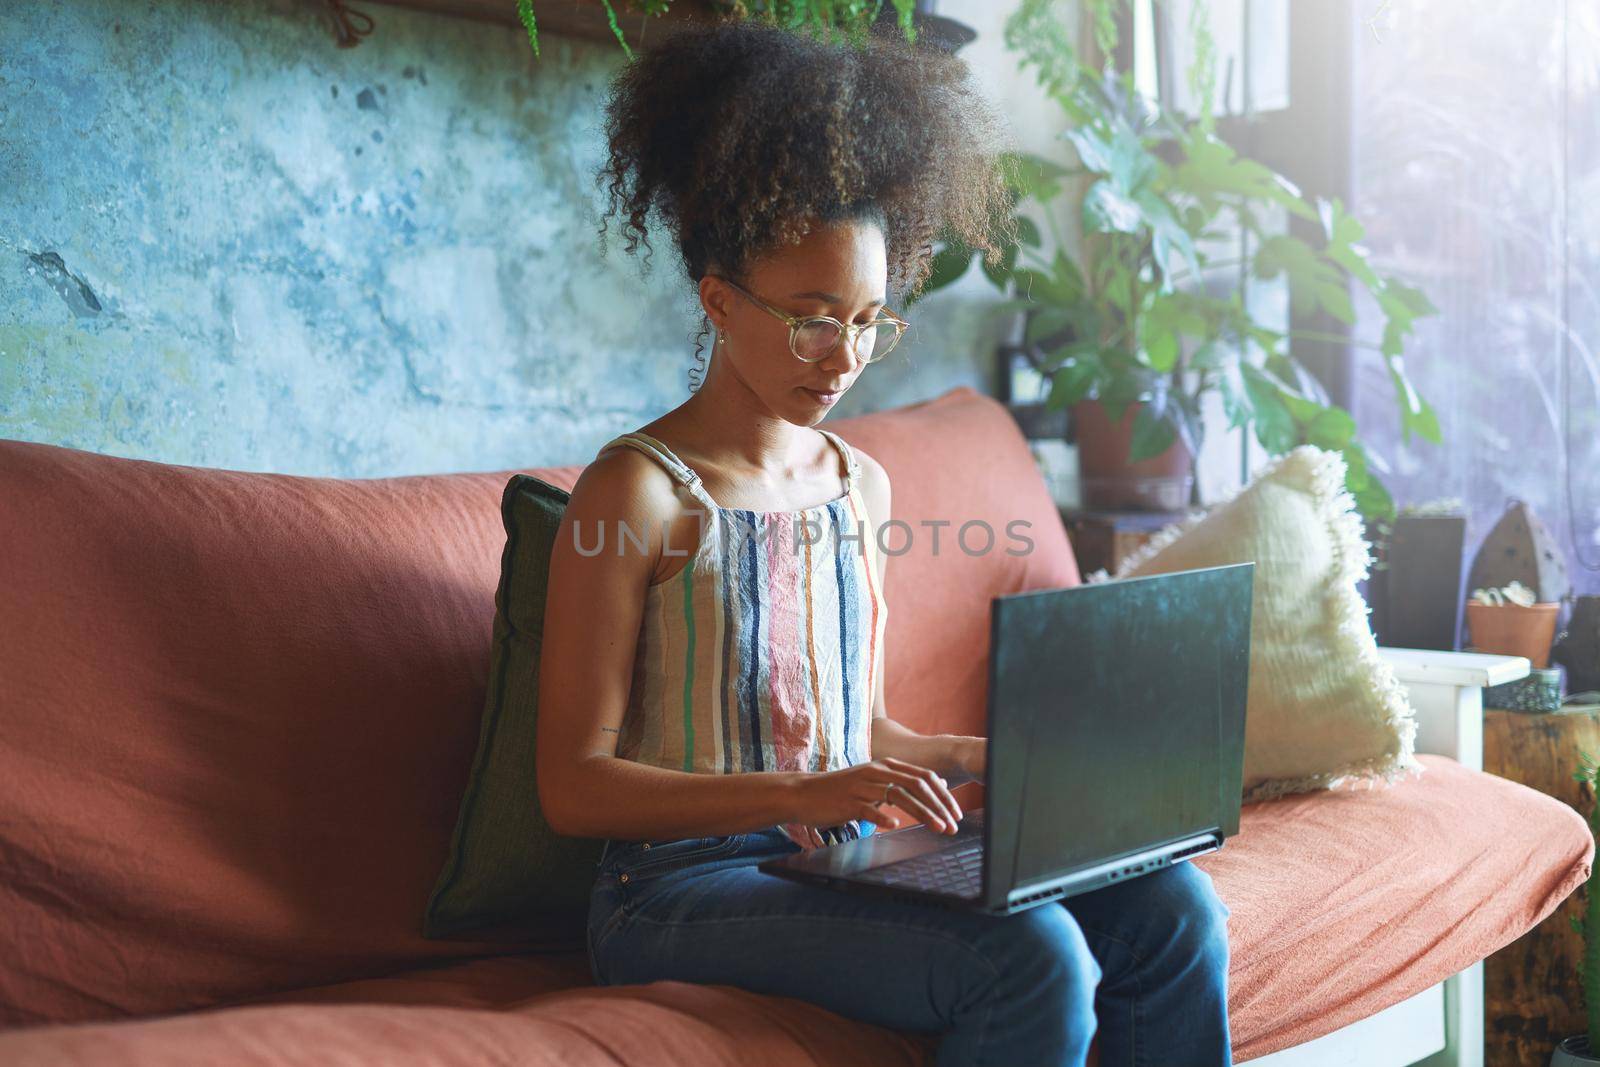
[792, 757, 965, 836]
[777, 821, 832, 852]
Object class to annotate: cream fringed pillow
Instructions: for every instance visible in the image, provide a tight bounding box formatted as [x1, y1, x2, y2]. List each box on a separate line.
[1091, 445, 1422, 803]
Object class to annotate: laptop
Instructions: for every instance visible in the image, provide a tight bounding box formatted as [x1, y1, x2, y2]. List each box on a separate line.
[758, 563, 1254, 915]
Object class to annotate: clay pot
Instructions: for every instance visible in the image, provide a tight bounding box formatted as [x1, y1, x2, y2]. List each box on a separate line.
[1072, 400, 1194, 511]
[1465, 601, 1561, 668]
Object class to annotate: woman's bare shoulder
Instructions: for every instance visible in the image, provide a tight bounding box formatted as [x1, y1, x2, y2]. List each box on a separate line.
[563, 441, 685, 531]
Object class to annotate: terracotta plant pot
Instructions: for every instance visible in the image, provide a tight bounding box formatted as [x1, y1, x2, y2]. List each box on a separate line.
[1071, 399, 1194, 511]
[1465, 601, 1561, 668]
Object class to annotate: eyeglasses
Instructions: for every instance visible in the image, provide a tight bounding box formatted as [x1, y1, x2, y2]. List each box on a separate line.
[712, 274, 910, 364]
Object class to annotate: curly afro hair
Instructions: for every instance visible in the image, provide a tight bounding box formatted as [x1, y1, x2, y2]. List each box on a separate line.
[594, 17, 1020, 379]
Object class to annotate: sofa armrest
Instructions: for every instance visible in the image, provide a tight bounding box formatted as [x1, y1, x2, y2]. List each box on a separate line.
[1377, 647, 1531, 772]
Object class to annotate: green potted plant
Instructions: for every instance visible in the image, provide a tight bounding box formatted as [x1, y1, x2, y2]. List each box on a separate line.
[905, 0, 1440, 521]
[1554, 748, 1600, 1065]
[515, 0, 924, 61]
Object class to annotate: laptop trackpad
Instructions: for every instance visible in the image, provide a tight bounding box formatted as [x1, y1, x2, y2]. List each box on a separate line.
[767, 811, 984, 878]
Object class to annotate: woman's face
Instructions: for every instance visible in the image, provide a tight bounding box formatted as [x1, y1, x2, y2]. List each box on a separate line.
[703, 217, 890, 424]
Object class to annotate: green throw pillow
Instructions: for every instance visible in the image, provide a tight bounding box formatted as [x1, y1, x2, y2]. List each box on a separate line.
[423, 474, 606, 944]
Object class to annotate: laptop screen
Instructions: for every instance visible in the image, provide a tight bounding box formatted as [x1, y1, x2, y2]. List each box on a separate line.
[982, 564, 1253, 898]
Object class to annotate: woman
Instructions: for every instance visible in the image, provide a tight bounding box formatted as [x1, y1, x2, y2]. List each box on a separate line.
[535, 20, 1232, 1067]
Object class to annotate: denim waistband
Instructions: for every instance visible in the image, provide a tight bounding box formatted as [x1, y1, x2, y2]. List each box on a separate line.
[595, 831, 787, 870]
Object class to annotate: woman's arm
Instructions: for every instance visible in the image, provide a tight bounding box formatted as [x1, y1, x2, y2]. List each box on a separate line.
[873, 718, 985, 782]
[536, 448, 808, 841]
[854, 449, 987, 783]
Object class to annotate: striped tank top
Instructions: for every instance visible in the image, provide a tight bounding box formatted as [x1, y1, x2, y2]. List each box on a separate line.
[595, 428, 888, 847]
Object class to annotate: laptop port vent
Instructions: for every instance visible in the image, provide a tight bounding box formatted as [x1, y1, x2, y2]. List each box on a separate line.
[1169, 840, 1217, 862]
[1011, 886, 1066, 907]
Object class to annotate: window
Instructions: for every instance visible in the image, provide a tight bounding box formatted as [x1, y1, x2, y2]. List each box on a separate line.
[1132, 0, 1600, 590]
[1349, 0, 1600, 588]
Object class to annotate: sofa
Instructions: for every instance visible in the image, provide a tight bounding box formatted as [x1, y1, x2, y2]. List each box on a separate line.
[0, 384, 1591, 1066]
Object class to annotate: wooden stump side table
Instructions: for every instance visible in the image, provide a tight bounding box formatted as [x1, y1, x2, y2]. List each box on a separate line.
[1482, 707, 1600, 1067]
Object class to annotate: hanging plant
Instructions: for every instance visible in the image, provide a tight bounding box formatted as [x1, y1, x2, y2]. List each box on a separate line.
[516, 0, 919, 62]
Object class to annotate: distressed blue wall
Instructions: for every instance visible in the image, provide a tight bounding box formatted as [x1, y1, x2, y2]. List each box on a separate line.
[0, 0, 1032, 477]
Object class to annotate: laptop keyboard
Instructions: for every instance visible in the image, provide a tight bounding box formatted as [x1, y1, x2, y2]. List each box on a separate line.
[856, 839, 984, 899]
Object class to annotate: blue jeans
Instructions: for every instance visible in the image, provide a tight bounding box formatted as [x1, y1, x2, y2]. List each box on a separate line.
[587, 826, 1233, 1067]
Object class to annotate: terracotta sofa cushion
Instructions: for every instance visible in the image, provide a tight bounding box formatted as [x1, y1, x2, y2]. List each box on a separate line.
[0, 754, 1587, 1065]
[0, 385, 1074, 1028]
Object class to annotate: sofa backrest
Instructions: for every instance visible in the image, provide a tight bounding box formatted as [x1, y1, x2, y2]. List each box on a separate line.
[0, 384, 1077, 1028]
[826, 386, 1082, 739]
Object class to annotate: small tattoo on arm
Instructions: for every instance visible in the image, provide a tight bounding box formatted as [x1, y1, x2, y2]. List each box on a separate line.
[600, 727, 620, 734]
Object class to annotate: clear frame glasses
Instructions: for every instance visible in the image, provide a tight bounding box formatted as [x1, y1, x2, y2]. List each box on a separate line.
[713, 274, 910, 364]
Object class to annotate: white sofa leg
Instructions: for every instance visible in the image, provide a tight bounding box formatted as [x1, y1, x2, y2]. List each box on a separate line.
[1405, 679, 1485, 772]
[1418, 960, 1483, 1067]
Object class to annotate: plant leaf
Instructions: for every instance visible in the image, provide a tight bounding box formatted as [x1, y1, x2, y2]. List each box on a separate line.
[517, 0, 540, 57]
[1255, 235, 1354, 324]
[922, 242, 974, 293]
[1240, 363, 1297, 453]
[1174, 131, 1318, 222]
[1307, 406, 1357, 451]
[1130, 403, 1179, 461]
[1099, 368, 1147, 426]
[1025, 306, 1078, 345]
[1046, 348, 1102, 410]
[1003, 149, 1077, 203]
[1218, 362, 1253, 429]
[1342, 442, 1371, 490]
[1083, 179, 1144, 234]
[1015, 215, 1043, 248]
[980, 237, 1019, 289]
[1143, 331, 1180, 373]
[1353, 475, 1396, 523]
[1138, 189, 1202, 292]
